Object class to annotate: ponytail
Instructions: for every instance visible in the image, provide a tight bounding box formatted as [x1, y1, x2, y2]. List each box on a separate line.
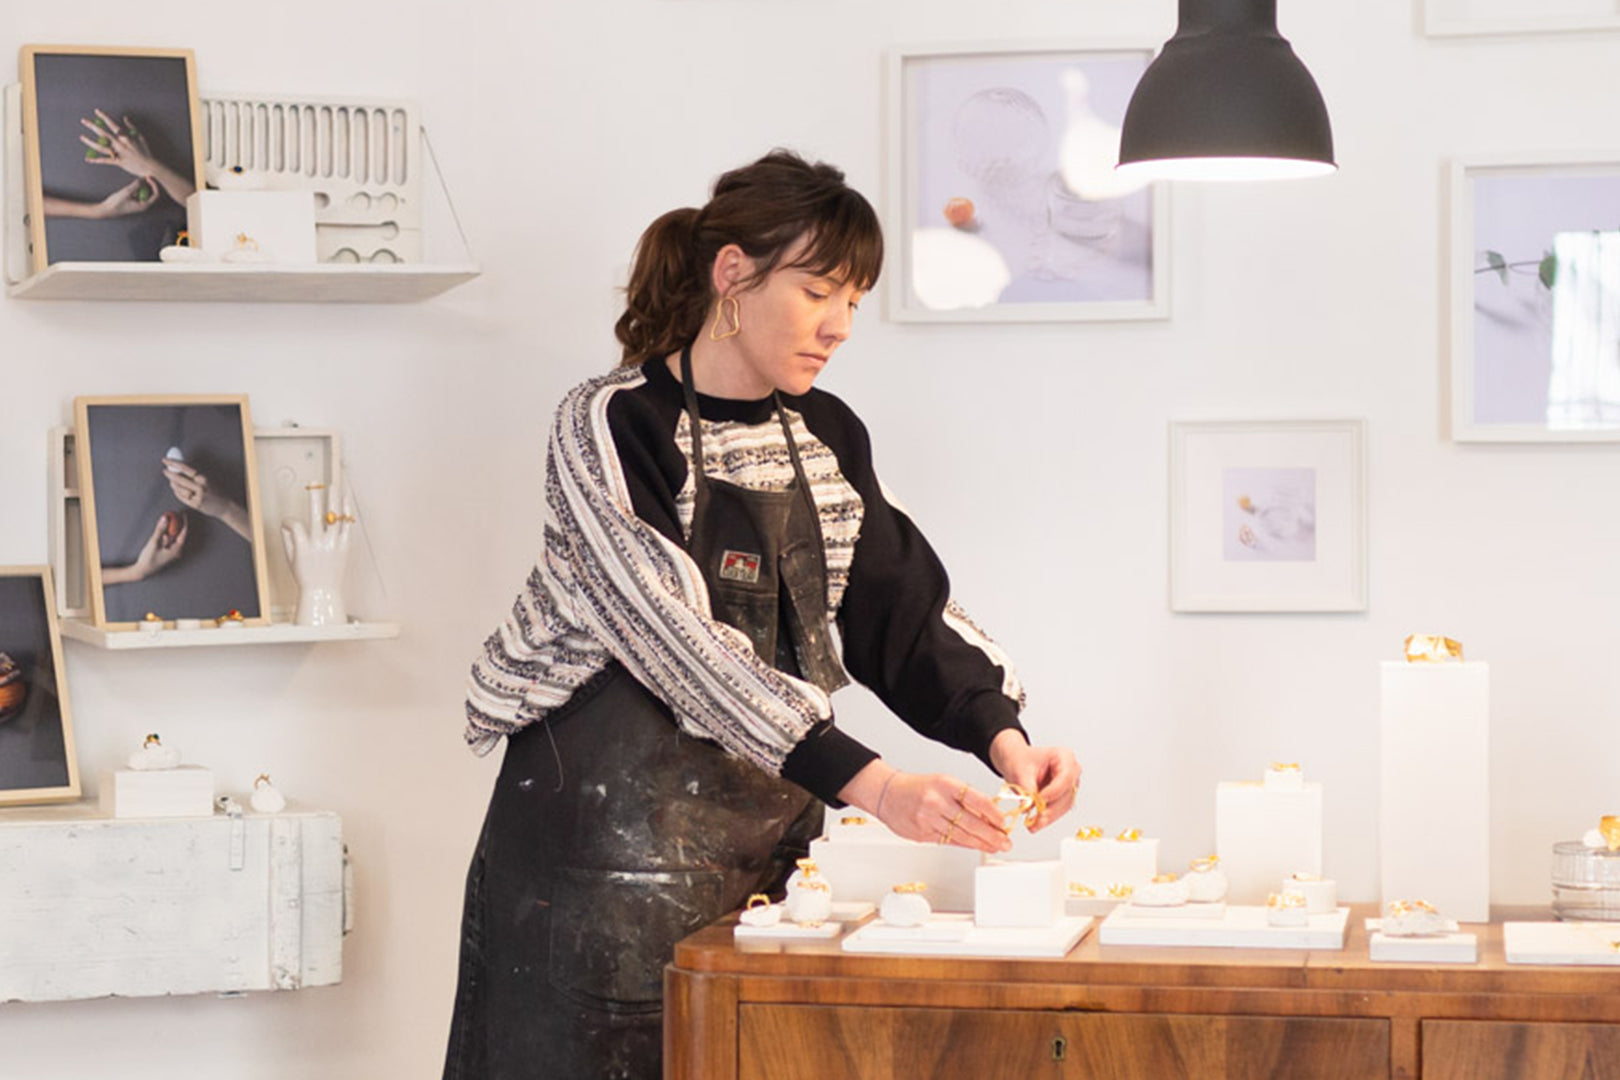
[614, 208, 710, 369]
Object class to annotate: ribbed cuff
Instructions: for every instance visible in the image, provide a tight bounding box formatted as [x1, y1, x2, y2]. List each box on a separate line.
[953, 689, 1028, 774]
[780, 721, 881, 808]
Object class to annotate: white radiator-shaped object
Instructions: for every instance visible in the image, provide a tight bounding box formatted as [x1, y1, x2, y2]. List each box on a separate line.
[0, 802, 345, 1003]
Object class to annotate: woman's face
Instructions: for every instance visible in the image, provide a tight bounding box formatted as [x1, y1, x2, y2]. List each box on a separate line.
[727, 249, 866, 397]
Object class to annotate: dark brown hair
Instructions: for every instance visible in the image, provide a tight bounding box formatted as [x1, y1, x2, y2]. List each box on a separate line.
[614, 149, 883, 368]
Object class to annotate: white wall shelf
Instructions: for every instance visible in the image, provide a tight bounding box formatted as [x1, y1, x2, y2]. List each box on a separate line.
[59, 617, 399, 649]
[3, 84, 479, 303]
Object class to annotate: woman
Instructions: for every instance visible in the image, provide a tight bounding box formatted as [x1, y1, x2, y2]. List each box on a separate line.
[445, 150, 1080, 1079]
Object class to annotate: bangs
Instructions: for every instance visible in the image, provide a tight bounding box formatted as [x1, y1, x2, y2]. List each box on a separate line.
[782, 191, 884, 292]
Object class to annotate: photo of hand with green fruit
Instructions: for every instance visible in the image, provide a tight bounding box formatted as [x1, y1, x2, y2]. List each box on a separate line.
[41, 106, 195, 220]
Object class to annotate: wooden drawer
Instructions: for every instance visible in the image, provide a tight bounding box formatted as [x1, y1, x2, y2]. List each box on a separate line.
[739, 1005, 1389, 1080]
[1423, 1020, 1620, 1079]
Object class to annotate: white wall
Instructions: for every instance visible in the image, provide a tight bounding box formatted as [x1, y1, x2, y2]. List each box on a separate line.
[2, 0, 1618, 1075]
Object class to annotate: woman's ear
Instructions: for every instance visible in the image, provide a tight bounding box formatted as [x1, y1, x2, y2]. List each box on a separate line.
[710, 243, 754, 297]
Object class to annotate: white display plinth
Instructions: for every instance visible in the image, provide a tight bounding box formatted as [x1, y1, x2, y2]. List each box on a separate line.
[841, 913, 1092, 958]
[1364, 919, 1477, 963]
[1504, 922, 1620, 966]
[1098, 904, 1349, 950]
[99, 766, 214, 819]
[975, 859, 1063, 928]
[1119, 901, 1226, 920]
[808, 834, 981, 912]
[1216, 782, 1323, 905]
[1379, 661, 1490, 923]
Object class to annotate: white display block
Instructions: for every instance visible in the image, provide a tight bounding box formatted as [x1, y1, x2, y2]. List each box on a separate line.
[975, 859, 1064, 928]
[99, 766, 215, 819]
[1364, 919, 1477, 963]
[1098, 904, 1349, 950]
[1379, 661, 1490, 923]
[1216, 782, 1323, 905]
[1284, 876, 1338, 915]
[1119, 901, 1226, 920]
[185, 191, 318, 264]
[842, 913, 1092, 958]
[1504, 921, 1620, 966]
[1060, 836, 1159, 893]
[809, 835, 981, 912]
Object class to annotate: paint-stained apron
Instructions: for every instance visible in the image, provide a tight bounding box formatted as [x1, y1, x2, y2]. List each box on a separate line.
[442, 347, 848, 1079]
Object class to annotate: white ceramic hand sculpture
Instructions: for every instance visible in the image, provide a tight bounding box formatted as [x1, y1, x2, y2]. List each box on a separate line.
[282, 480, 354, 627]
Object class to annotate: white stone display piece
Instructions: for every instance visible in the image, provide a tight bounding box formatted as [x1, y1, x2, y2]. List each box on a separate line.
[809, 834, 981, 912]
[1283, 875, 1338, 915]
[1364, 918, 1477, 963]
[1503, 922, 1620, 966]
[99, 766, 215, 819]
[1098, 904, 1350, 950]
[841, 913, 1093, 959]
[1060, 833, 1159, 895]
[1216, 778, 1323, 905]
[975, 859, 1064, 929]
[1119, 902, 1227, 920]
[1379, 661, 1490, 923]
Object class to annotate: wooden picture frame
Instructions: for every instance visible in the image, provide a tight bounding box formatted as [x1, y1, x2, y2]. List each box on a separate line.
[1169, 420, 1367, 613]
[19, 44, 205, 275]
[0, 566, 80, 805]
[1424, 0, 1620, 37]
[75, 395, 272, 630]
[885, 40, 1170, 323]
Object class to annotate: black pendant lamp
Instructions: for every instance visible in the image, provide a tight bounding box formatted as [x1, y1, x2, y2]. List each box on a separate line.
[1117, 0, 1335, 181]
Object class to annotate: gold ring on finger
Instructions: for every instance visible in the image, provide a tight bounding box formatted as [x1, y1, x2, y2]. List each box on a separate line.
[943, 825, 955, 845]
[955, 784, 969, 805]
[949, 807, 965, 826]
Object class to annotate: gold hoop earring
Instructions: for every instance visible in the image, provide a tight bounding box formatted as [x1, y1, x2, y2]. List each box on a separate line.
[710, 295, 741, 341]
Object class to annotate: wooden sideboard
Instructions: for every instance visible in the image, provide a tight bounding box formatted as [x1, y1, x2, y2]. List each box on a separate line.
[664, 906, 1620, 1079]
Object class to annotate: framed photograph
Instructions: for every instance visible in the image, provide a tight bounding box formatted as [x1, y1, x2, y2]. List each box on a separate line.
[1448, 154, 1620, 442]
[75, 395, 272, 630]
[1169, 420, 1367, 613]
[885, 42, 1169, 323]
[0, 567, 80, 806]
[19, 45, 204, 275]
[1425, 0, 1620, 37]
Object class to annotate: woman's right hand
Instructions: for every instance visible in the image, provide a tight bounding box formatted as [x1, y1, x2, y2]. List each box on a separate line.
[841, 764, 1011, 854]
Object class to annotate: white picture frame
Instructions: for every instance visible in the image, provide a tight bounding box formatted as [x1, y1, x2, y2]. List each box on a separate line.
[1448, 153, 1620, 442]
[1169, 420, 1367, 613]
[1424, 0, 1620, 37]
[885, 41, 1170, 323]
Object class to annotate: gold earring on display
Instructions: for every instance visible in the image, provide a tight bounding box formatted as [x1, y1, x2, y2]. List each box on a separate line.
[710, 295, 741, 340]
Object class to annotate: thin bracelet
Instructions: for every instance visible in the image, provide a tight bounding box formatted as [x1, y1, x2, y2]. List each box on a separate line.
[874, 770, 898, 819]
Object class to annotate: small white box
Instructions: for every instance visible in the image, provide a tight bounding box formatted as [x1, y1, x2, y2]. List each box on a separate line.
[1379, 661, 1490, 923]
[100, 766, 215, 819]
[1060, 835, 1159, 895]
[1216, 781, 1323, 905]
[1365, 919, 1477, 963]
[975, 859, 1064, 928]
[809, 835, 981, 912]
[185, 191, 317, 263]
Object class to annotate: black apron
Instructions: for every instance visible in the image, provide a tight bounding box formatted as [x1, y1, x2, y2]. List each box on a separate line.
[443, 348, 847, 1080]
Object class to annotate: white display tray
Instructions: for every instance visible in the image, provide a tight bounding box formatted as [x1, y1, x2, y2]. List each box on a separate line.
[733, 901, 873, 942]
[1364, 918, 1477, 963]
[841, 913, 1093, 958]
[1504, 921, 1620, 966]
[1099, 905, 1350, 950]
[1120, 901, 1227, 920]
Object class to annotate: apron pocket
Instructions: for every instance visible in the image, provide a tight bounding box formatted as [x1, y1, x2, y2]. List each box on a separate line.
[547, 867, 725, 1008]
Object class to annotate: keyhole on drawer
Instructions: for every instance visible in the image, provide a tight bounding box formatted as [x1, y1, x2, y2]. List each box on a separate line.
[1051, 1036, 1067, 1061]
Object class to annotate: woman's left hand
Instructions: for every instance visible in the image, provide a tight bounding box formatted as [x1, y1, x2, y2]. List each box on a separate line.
[989, 730, 1081, 832]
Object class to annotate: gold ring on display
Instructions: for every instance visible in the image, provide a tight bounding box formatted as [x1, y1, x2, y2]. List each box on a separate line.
[1601, 816, 1620, 853]
[1067, 883, 1095, 897]
[840, 815, 869, 826]
[1117, 828, 1143, 842]
[1075, 825, 1105, 840]
[894, 882, 927, 894]
[746, 893, 770, 910]
[796, 858, 818, 874]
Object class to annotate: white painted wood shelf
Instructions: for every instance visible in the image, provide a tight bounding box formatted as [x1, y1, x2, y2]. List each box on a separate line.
[8, 260, 480, 302]
[59, 617, 399, 649]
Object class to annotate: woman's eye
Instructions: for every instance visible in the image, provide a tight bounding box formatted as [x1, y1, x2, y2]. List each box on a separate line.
[805, 289, 827, 301]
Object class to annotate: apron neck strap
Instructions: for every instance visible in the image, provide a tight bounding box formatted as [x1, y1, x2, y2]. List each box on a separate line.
[678, 344, 817, 504]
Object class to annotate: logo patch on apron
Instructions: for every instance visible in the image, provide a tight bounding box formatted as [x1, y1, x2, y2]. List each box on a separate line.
[719, 550, 761, 584]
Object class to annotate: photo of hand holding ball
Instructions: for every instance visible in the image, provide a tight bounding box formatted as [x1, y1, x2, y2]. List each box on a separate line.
[102, 448, 252, 586]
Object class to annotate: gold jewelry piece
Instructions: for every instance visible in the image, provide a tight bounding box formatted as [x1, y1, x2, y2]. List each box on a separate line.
[234, 232, 260, 251]
[710, 294, 741, 340]
[1404, 634, 1464, 663]
[746, 893, 771, 910]
[1116, 828, 1143, 842]
[324, 511, 357, 525]
[255, 773, 272, 788]
[1107, 884, 1135, 899]
[955, 783, 969, 805]
[1074, 825, 1105, 840]
[143, 733, 162, 748]
[1290, 871, 1322, 882]
[893, 882, 927, 894]
[1268, 762, 1300, 773]
[1067, 883, 1096, 897]
[795, 879, 830, 893]
[304, 483, 328, 491]
[795, 858, 818, 875]
[1601, 816, 1620, 853]
[1385, 898, 1436, 917]
[1190, 855, 1220, 873]
[949, 807, 965, 826]
[142, 611, 162, 623]
[942, 824, 956, 845]
[1151, 873, 1180, 884]
[839, 814, 869, 826]
[1268, 891, 1307, 910]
